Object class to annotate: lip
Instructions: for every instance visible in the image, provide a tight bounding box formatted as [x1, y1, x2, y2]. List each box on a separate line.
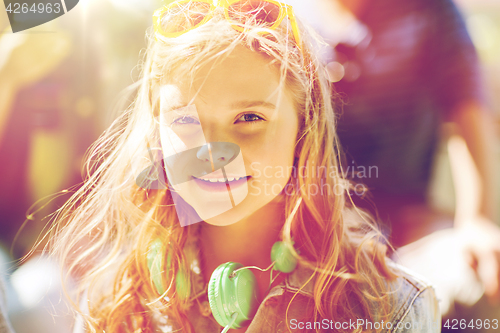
[191, 175, 251, 193]
[195, 173, 247, 180]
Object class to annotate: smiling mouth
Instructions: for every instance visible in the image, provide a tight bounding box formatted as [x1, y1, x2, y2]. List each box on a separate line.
[191, 175, 251, 194]
[192, 175, 249, 183]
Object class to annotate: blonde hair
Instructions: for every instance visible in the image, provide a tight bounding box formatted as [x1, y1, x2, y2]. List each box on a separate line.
[51, 4, 398, 333]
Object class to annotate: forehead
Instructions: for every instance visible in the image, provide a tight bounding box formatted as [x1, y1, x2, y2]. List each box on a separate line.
[160, 46, 284, 109]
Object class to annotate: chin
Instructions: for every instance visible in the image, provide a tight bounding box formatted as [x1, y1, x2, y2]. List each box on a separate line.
[199, 201, 253, 226]
[176, 179, 286, 226]
[199, 197, 270, 227]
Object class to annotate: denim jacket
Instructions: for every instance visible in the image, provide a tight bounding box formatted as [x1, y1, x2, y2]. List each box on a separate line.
[155, 260, 441, 332]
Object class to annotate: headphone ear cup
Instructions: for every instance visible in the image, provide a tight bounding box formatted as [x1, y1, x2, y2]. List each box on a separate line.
[147, 239, 190, 300]
[207, 264, 226, 326]
[208, 262, 259, 329]
[147, 239, 166, 295]
[271, 241, 298, 273]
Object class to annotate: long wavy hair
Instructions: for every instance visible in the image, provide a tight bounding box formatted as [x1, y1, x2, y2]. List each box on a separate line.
[51, 3, 399, 332]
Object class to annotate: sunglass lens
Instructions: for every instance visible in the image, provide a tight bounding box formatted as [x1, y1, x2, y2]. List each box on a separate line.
[228, 1, 281, 28]
[160, 2, 211, 34]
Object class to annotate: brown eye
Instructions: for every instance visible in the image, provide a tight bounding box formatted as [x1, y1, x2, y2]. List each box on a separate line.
[236, 113, 264, 123]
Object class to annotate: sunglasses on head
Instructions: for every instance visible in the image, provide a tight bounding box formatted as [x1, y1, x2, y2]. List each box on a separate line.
[153, 0, 302, 52]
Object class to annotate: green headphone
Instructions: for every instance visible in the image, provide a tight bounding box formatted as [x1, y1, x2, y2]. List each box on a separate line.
[208, 262, 258, 329]
[147, 238, 298, 330]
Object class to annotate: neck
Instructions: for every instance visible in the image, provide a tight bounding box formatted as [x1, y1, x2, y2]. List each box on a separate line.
[199, 197, 286, 284]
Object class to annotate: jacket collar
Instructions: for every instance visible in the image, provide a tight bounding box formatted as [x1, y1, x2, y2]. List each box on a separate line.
[283, 263, 316, 297]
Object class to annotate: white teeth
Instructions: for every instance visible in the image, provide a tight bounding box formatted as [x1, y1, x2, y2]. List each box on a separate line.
[196, 176, 247, 183]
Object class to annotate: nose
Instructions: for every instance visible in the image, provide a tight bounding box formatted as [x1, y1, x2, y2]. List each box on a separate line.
[196, 142, 239, 171]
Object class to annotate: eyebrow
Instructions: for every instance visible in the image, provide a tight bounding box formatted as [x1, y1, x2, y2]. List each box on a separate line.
[163, 100, 277, 113]
[161, 103, 190, 113]
[230, 100, 277, 110]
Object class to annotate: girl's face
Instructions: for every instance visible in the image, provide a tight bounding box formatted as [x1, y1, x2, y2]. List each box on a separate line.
[159, 46, 299, 226]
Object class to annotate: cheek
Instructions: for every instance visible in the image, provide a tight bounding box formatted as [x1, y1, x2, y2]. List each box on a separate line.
[276, 113, 299, 161]
[245, 121, 298, 182]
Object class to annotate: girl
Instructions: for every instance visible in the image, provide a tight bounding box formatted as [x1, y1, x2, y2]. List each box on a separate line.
[51, 1, 440, 332]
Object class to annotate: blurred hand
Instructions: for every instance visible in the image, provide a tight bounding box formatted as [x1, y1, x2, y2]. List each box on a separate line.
[460, 216, 500, 305]
[0, 23, 72, 89]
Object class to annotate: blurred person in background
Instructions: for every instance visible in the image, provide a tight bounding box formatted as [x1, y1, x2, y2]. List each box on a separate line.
[0, 3, 103, 333]
[315, 0, 500, 331]
[0, 16, 99, 259]
[1, 0, 167, 332]
[0, 0, 163, 259]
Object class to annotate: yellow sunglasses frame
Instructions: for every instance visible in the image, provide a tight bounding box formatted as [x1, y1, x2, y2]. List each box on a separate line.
[153, 0, 302, 51]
